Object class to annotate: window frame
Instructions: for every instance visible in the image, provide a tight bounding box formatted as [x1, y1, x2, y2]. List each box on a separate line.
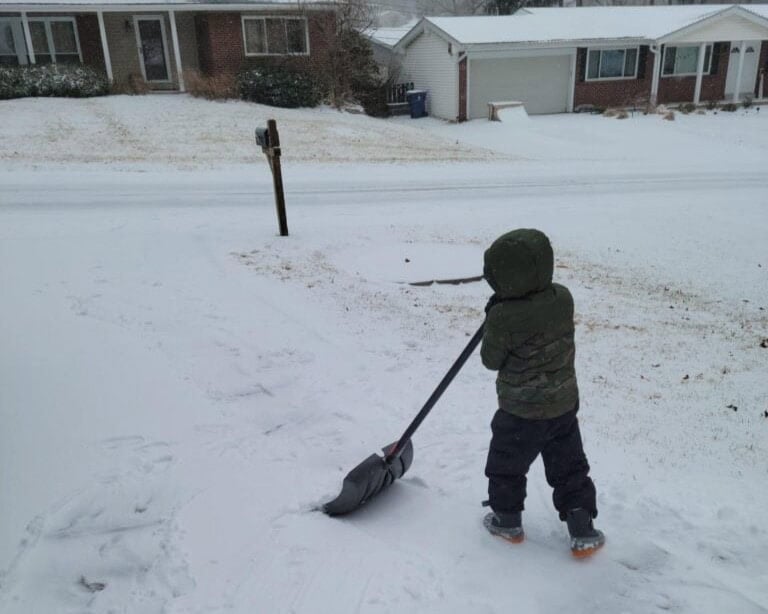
[585, 46, 639, 82]
[241, 16, 310, 57]
[0, 17, 28, 65]
[661, 44, 712, 78]
[27, 16, 82, 64]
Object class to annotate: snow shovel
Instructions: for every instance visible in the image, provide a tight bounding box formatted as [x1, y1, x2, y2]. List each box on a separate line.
[323, 324, 484, 516]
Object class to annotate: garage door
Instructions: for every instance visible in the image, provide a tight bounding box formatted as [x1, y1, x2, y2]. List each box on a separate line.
[468, 55, 572, 117]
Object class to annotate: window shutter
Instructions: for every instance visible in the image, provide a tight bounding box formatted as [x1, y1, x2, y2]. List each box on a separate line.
[637, 46, 648, 79]
[577, 47, 587, 82]
[710, 42, 721, 75]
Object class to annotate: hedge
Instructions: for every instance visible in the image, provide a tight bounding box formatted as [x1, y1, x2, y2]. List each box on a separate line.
[237, 67, 321, 108]
[0, 64, 110, 100]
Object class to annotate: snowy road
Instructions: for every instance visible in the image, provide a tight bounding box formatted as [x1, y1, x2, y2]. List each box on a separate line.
[2, 167, 767, 205]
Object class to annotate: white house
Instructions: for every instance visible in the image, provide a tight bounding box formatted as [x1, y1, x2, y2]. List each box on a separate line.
[393, 5, 768, 120]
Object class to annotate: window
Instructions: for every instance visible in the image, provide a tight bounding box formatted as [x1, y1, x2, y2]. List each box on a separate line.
[662, 45, 712, 77]
[242, 17, 308, 56]
[586, 48, 638, 80]
[28, 17, 82, 65]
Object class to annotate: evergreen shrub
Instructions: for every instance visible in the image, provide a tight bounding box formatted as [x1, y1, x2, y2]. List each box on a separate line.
[0, 64, 109, 100]
[237, 67, 321, 108]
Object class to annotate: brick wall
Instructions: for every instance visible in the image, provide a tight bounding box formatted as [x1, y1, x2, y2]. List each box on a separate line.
[75, 14, 105, 71]
[657, 42, 729, 105]
[573, 43, 731, 109]
[195, 13, 243, 75]
[195, 11, 336, 76]
[573, 46, 653, 109]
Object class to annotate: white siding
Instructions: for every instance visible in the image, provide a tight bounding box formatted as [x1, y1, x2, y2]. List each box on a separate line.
[401, 29, 458, 121]
[669, 14, 768, 44]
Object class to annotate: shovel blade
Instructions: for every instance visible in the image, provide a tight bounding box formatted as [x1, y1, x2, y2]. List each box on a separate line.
[323, 439, 414, 516]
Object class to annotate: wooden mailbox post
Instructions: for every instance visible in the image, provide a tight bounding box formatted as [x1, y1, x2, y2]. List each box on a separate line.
[256, 119, 288, 237]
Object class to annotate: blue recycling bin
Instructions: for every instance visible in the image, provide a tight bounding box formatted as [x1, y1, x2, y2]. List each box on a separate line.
[405, 89, 428, 118]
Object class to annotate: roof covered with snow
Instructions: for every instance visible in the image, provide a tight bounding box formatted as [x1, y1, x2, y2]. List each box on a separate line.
[364, 21, 418, 49]
[416, 4, 768, 46]
[0, 0, 328, 6]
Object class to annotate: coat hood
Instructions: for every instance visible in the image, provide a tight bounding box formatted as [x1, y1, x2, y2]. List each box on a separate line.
[483, 229, 554, 298]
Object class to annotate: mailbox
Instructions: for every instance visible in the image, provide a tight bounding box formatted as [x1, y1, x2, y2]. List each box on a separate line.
[255, 127, 271, 150]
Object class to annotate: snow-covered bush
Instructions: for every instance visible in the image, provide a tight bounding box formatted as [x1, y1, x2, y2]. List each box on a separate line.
[237, 67, 321, 108]
[0, 65, 109, 100]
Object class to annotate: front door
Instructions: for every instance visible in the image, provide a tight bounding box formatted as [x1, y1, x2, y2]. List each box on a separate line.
[725, 40, 759, 98]
[134, 16, 170, 82]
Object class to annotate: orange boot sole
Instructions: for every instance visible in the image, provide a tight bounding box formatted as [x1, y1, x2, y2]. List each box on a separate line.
[571, 541, 604, 558]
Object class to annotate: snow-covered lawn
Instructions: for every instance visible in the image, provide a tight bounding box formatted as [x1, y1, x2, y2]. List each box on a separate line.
[1, 95, 766, 613]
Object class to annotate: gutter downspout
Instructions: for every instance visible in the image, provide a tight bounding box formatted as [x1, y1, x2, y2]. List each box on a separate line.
[649, 43, 661, 107]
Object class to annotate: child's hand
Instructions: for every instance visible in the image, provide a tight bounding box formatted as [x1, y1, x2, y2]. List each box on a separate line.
[485, 294, 501, 314]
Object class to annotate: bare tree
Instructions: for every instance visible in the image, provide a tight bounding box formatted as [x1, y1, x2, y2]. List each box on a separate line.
[484, 0, 561, 15]
[416, 0, 489, 16]
[309, 0, 388, 109]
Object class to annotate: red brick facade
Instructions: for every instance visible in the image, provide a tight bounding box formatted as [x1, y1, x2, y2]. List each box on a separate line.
[574, 46, 653, 109]
[195, 13, 243, 75]
[573, 43, 730, 109]
[195, 11, 335, 76]
[657, 42, 729, 104]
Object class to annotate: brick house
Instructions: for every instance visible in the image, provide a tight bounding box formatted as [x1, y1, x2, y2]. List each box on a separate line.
[393, 5, 768, 120]
[0, 0, 336, 91]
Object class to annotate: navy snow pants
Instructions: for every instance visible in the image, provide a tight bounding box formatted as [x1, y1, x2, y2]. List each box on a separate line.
[485, 406, 597, 520]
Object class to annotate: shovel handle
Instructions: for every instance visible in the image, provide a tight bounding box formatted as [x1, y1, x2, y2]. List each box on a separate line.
[384, 323, 485, 464]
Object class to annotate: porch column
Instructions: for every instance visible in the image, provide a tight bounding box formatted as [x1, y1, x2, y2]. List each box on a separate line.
[20, 12, 35, 64]
[168, 10, 185, 93]
[733, 40, 746, 103]
[650, 45, 661, 106]
[96, 11, 113, 82]
[567, 49, 577, 112]
[693, 42, 707, 105]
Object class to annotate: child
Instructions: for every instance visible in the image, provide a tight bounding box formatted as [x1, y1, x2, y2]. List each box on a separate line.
[481, 228, 605, 557]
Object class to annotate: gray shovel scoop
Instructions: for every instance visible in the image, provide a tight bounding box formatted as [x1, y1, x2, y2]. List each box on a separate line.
[323, 324, 484, 516]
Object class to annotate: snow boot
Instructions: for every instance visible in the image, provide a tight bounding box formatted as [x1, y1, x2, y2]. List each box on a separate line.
[484, 511, 524, 544]
[565, 508, 605, 558]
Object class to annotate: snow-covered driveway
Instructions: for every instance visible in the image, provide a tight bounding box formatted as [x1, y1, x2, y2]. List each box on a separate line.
[1, 97, 767, 613]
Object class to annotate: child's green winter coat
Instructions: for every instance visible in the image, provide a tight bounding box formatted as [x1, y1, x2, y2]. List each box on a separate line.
[482, 229, 579, 419]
